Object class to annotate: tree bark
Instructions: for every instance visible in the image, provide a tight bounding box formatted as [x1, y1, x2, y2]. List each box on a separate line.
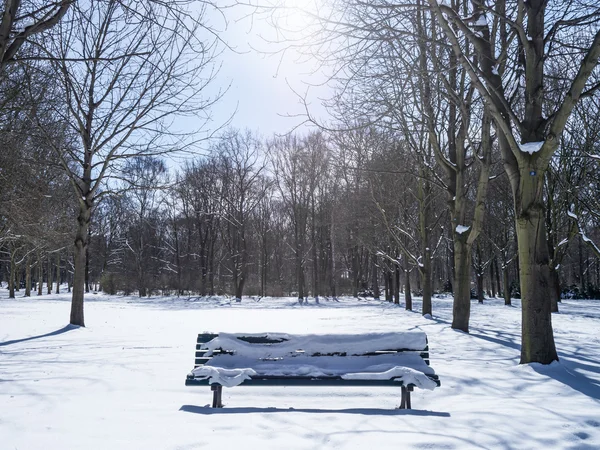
[405, 270, 412, 311]
[37, 252, 43, 296]
[47, 254, 52, 295]
[393, 263, 400, 305]
[71, 201, 91, 327]
[452, 238, 472, 332]
[25, 254, 31, 297]
[516, 205, 558, 364]
[9, 250, 15, 298]
[503, 263, 511, 306]
[55, 251, 60, 294]
[371, 254, 379, 299]
[549, 266, 561, 313]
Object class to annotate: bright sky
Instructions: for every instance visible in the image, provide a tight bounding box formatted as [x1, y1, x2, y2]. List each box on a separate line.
[204, 2, 331, 138]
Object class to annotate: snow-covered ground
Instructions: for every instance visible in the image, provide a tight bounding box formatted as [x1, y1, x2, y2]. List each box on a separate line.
[1, 291, 599, 449]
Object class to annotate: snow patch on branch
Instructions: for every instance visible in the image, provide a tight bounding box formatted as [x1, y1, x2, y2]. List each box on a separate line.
[456, 225, 470, 234]
[518, 141, 544, 155]
[581, 233, 600, 255]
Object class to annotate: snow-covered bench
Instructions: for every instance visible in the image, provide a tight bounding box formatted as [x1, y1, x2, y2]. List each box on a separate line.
[185, 332, 440, 409]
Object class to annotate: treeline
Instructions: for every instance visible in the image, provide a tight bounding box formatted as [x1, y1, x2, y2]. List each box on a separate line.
[3, 126, 598, 306]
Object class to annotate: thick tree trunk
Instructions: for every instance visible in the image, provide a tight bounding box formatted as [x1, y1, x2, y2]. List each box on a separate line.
[235, 276, 245, 302]
[71, 202, 91, 327]
[516, 206, 558, 364]
[452, 239, 472, 332]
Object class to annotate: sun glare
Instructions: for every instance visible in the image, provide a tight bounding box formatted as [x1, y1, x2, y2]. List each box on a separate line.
[276, 0, 321, 34]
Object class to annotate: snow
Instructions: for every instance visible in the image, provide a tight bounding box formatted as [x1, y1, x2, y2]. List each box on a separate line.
[2, 291, 600, 449]
[456, 224, 470, 234]
[342, 367, 438, 390]
[581, 232, 600, 255]
[191, 366, 257, 387]
[568, 211, 578, 220]
[519, 141, 544, 155]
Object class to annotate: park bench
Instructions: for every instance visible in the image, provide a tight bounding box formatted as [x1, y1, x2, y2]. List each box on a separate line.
[185, 332, 440, 409]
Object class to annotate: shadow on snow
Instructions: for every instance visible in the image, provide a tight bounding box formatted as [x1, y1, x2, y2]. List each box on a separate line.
[0, 324, 79, 347]
[179, 404, 451, 417]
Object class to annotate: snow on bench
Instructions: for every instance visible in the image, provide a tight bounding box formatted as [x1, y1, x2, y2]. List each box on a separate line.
[185, 332, 440, 409]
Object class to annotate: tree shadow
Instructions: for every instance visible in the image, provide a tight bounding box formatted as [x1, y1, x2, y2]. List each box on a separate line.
[530, 358, 600, 401]
[179, 404, 451, 416]
[0, 325, 79, 347]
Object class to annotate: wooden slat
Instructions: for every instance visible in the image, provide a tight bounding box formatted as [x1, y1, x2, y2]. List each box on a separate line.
[186, 374, 440, 387]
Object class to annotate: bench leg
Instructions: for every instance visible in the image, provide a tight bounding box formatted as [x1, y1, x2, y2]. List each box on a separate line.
[211, 385, 223, 408]
[399, 386, 412, 410]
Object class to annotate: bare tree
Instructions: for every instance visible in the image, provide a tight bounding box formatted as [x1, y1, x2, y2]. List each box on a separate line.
[34, 0, 223, 326]
[0, 0, 73, 70]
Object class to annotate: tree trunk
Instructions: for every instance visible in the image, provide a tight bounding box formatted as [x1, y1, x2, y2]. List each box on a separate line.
[490, 259, 497, 298]
[235, 276, 245, 302]
[549, 266, 560, 313]
[384, 269, 390, 301]
[495, 258, 502, 299]
[296, 241, 305, 302]
[516, 206, 558, 364]
[503, 264, 511, 306]
[352, 246, 359, 298]
[71, 201, 91, 327]
[9, 250, 15, 299]
[421, 248, 433, 316]
[15, 262, 21, 291]
[405, 270, 412, 311]
[452, 239, 472, 332]
[394, 263, 400, 304]
[372, 254, 379, 299]
[25, 254, 31, 297]
[37, 252, 43, 296]
[47, 254, 52, 295]
[55, 252, 60, 294]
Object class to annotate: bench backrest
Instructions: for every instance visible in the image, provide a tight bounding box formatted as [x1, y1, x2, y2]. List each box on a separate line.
[193, 332, 432, 369]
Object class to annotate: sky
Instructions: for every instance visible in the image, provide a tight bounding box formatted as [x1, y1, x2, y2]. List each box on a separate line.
[202, 2, 332, 138]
